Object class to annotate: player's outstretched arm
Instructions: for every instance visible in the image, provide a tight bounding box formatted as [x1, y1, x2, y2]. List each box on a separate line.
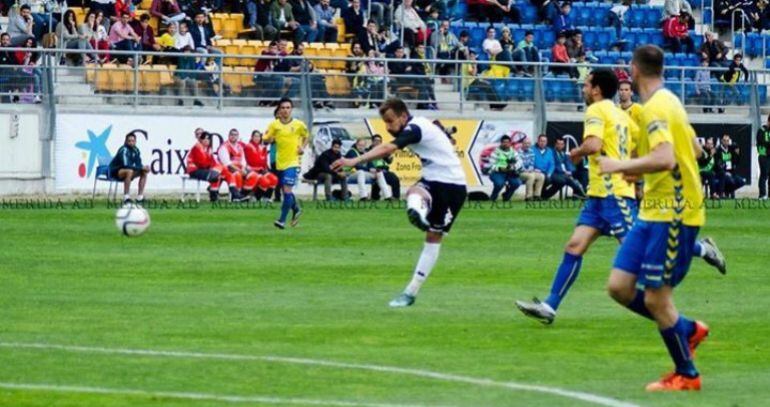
[598, 142, 675, 176]
[331, 143, 399, 171]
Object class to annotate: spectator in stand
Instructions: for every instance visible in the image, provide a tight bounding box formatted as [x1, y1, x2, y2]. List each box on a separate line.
[150, 0, 187, 27]
[347, 41, 366, 76]
[719, 53, 749, 110]
[542, 137, 586, 199]
[89, 0, 117, 28]
[154, 21, 178, 64]
[663, 0, 693, 18]
[114, 0, 135, 21]
[717, 0, 750, 32]
[470, 0, 521, 23]
[368, 134, 400, 200]
[714, 133, 746, 198]
[109, 12, 142, 62]
[700, 31, 729, 69]
[291, 43, 335, 109]
[463, 50, 502, 105]
[245, 0, 278, 41]
[109, 132, 150, 205]
[18, 0, 54, 39]
[694, 58, 714, 112]
[191, 12, 223, 57]
[271, 0, 305, 44]
[608, 0, 630, 41]
[551, 32, 573, 77]
[613, 59, 630, 82]
[174, 22, 203, 107]
[499, 26, 515, 52]
[513, 30, 539, 76]
[304, 139, 349, 200]
[566, 29, 585, 63]
[533, 134, 555, 191]
[430, 20, 459, 76]
[413, 43, 438, 109]
[131, 14, 161, 58]
[532, 0, 559, 23]
[313, 0, 338, 43]
[0, 33, 18, 103]
[454, 30, 471, 60]
[388, 45, 414, 90]
[482, 26, 501, 58]
[14, 37, 42, 103]
[749, 0, 770, 32]
[289, 0, 318, 43]
[186, 131, 228, 202]
[756, 113, 770, 199]
[342, 0, 366, 37]
[361, 49, 386, 104]
[57, 10, 95, 65]
[81, 11, 111, 63]
[8, 5, 35, 47]
[518, 138, 545, 200]
[359, 19, 380, 54]
[394, 0, 427, 50]
[488, 135, 522, 201]
[554, 2, 575, 37]
[663, 12, 695, 54]
[698, 138, 718, 199]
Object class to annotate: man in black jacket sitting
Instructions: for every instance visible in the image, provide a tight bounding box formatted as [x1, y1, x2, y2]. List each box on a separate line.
[714, 133, 746, 198]
[109, 131, 150, 205]
[304, 139, 349, 200]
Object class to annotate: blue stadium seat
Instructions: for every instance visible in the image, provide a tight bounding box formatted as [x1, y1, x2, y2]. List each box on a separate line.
[607, 50, 621, 64]
[645, 7, 663, 28]
[648, 30, 665, 47]
[451, 1, 467, 20]
[703, 8, 712, 25]
[583, 29, 598, 50]
[513, 26, 526, 43]
[593, 50, 608, 64]
[597, 28, 613, 50]
[635, 29, 650, 47]
[666, 80, 684, 99]
[766, 58, 770, 69]
[470, 26, 485, 48]
[543, 79, 556, 102]
[628, 8, 645, 28]
[692, 33, 704, 50]
[521, 4, 538, 24]
[540, 30, 556, 50]
[520, 78, 535, 101]
[760, 86, 767, 104]
[493, 79, 508, 101]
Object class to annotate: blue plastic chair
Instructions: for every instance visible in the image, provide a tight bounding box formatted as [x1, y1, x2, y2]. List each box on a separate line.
[92, 155, 119, 200]
[646, 7, 663, 28]
[630, 9, 645, 28]
[521, 4, 538, 24]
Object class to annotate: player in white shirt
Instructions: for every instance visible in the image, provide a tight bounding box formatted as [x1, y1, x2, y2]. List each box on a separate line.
[332, 98, 468, 307]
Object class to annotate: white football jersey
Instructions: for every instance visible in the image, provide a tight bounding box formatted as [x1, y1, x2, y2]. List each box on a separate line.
[392, 116, 466, 186]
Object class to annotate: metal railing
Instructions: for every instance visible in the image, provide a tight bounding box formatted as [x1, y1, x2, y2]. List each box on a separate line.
[1, 47, 768, 116]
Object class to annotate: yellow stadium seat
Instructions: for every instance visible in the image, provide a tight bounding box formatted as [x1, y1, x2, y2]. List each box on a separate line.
[240, 44, 257, 66]
[224, 44, 240, 66]
[229, 14, 245, 31]
[140, 66, 161, 93]
[84, 63, 97, 84]
[215, 39, 232, 47]
[110, 66, 132, 93]
[95, 64, 117, 93]
[340, 43, 352, 52]
[141, 0, 153, 10]
[234, 66, 253, 89]
[308, 43, 324, 50]
[69, 7, 86, 25]
[316, 48, 333, 70]
[335, 17, 346, 43]
[212, 14, 226, 33]
[158, 66, 175, 86]
[325, 43, 339, 49]
[231, 39, 247, 46]
[222, 66, 242, 94]
[331, 48, 347, 70]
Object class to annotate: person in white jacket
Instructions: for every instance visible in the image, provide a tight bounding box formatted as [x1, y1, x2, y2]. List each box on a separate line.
[394, 0, 426, 49]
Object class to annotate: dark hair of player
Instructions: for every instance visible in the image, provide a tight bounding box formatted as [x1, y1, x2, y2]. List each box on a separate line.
[331, 138, 343, 146]
[379, 98, 409, 117]
[371, 134, 382, 141]
[589, 68, 619, 99]
[632, 45, 664, 78]
[500, 135, 511, 142]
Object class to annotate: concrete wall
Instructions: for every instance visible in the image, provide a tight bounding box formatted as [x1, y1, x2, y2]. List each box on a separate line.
[0, 107, 50, 195]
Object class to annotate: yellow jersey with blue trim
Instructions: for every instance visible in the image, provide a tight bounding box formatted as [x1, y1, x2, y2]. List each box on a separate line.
[264, 118, 308, 171]
[637, 89, 705, 226]
[583, 99, 637, 199]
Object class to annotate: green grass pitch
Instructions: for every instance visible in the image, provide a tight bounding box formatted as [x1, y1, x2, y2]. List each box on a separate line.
[1, 200, 769, 406]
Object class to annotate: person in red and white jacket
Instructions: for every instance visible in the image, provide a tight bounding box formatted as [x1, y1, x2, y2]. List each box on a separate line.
[242, 130, 277, 200]
[663, 13, 695, 54]
[186, 131, 240, 202]
[218, 128, 259, 199]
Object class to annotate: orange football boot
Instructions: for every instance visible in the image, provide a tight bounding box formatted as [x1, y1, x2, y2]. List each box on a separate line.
[646, 372, 701, 392]
[689, 320, 710, 359]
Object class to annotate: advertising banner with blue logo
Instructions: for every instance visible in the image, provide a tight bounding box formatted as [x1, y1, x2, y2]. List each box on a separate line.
[55, 114, 274, 191]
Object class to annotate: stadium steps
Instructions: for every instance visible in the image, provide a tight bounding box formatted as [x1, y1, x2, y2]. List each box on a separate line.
[434, 81, 460, 110]
[54, 67, 104, 105]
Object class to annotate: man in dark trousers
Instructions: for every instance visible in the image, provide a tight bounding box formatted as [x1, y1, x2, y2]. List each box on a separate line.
[757, 113, 770, 199]
[304, 139, 349, 200]
[698, 138, 718, 199]
[109, 131, 150, 205]
[368, 134, 401, 200]
[714, 133, 746, 198]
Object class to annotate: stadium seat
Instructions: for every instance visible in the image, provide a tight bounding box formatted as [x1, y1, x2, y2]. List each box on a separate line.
[139, 66, 161, 93]
[645, 7, 663, 28]
[141, 0, 153, 9]
[222, 66, 242, 94]
[521, 4, 538, 24]
[92, 155, 120, 200]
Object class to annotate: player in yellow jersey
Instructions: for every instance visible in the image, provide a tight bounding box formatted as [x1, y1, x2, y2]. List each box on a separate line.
[599, 45, 725, 392]
[517, 69, 639, 324]
[263, 97, 309, 229]
[618, 80, 643, 126]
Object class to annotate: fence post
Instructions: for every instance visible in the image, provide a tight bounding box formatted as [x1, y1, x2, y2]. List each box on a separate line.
[217, 58, 224, 110]
[533, 63, 547, 135]
[133, 50, 140, 107]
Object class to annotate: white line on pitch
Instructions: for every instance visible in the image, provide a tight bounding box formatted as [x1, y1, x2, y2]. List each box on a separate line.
[0, 382, 423, 407]
[0, 341, 640, 407]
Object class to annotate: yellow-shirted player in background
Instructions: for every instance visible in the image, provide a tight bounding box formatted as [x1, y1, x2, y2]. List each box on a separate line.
[516, 68, 640, 324]
[264, 97, 309, 229]
[618, 80, 643, 126]
[599, 45, 725, 391]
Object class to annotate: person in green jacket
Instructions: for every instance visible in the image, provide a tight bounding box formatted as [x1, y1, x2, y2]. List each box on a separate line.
[109, 131, 149, 205]
[697, 138, 717, 199]
[488, 135, 522, 201]
[757, 113, 770, 199]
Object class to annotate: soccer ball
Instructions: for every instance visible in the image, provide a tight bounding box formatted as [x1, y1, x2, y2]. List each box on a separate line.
[115, 204, 150, 237]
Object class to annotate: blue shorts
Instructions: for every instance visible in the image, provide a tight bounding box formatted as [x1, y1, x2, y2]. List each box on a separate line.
[276, 167, 299, 187]
[576, 196, 638, 238]
[613, 220, 700, 288]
